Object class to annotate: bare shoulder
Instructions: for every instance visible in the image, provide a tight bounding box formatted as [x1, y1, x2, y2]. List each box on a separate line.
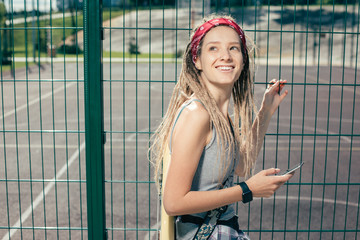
[172, 100, 211, 147]
[185, 100, 209, 120]
[176, 100, 210, 130]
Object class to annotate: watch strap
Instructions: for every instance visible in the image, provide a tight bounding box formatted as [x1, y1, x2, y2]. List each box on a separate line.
[238, 181, 253, 203]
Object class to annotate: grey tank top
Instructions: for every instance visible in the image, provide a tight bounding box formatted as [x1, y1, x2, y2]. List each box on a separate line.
[169, 99, 239, 239]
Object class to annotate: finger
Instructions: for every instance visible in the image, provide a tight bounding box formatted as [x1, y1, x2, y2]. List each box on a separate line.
[268, 81, 280, 94]
[275, 80, 287, 94]
[263, 168, 280, 176]
[270, 79, 286, 86]
[278, 90, 289, 102]
[276, 82, 282, 94]
[273, 80, 286, 93]
[269, 79, 280, 89]
[268, 79, 278, 90]
[269, 80, 279, 87]
[269, 79, 277, 84]
[285, 171, 295, 178]
[277, 172, 294, 182]
[279, 80, 287, 91]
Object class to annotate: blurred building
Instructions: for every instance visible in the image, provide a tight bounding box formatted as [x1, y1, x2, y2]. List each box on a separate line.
[57, 0, 83, 11]
[177, 0, 210, 14]
[57, 0, 129, 9]
[103, 0, 129, 7]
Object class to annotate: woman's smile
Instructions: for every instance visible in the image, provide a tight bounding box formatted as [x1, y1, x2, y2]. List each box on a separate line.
[215, 65, 235, 72]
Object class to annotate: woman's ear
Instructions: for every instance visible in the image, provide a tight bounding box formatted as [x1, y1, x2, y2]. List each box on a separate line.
[194, 58, 202, 71]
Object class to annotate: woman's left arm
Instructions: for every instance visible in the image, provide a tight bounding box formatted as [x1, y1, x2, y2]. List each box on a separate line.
[236, 79, 288, 176]
[253, 79, 288, 155]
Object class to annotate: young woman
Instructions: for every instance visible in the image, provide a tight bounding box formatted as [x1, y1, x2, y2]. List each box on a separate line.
[150, 15, 294, 239]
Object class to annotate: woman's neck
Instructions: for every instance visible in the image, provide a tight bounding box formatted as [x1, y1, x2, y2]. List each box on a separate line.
[195, 84, 232, 118]
[214, 94, 230, 117]
[210, 85, 232, 117]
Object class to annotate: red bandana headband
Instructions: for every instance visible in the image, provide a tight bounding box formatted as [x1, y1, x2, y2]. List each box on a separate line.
[190, 18, 247, 64]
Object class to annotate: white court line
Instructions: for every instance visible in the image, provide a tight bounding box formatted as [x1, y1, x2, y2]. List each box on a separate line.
[261, 195, 360, 208]
[0, 82, 76, 121]
[146, 195, 360, 240]
[267, 120, 352, 144]
[1, 141, 86, 240]
[145, 222, 160, 240]
[127, 118, 356, 144]
[3, 143, 354, 151]
[294, 69, 360, 96]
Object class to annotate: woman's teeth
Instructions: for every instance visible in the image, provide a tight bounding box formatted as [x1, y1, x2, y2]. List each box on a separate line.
[217, 66, 233, 70]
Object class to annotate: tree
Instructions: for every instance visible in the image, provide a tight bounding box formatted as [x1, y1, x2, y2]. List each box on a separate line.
[57, 0, 82, 54]
[0, 1, 11, 65]
[0, 2, 5, 24]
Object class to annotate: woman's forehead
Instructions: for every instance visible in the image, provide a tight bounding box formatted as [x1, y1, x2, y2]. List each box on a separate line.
[202, 26, 241, 43]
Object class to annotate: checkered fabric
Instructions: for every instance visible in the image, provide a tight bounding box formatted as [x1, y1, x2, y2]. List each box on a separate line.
[208, 225, 251, 240]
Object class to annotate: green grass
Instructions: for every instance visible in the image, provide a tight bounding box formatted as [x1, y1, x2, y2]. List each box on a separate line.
[0, 61, 35, 72]
[2, 9, 125, 58]
[103, 8, 128, 22]
[0, 50, 178, 74]
[2, 8, 179, 66]
[6, 50, 176, 59]
[103, 51, 176, 59]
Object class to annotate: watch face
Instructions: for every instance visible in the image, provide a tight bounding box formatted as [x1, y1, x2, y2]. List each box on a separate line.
[239, 182, 253, 203]
[243, 192, 253, 203]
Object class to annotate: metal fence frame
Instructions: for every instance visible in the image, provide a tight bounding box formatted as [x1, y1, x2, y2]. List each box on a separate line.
[84, 0, 106, 239]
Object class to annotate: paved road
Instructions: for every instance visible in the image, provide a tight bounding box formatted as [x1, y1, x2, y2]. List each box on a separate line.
[5, 13, 72, 25]
[0, 61, 359, 239]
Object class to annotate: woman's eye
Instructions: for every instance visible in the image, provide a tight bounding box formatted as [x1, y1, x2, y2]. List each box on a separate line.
[230, 46, 240, 51]
[209, 46, 217, 51]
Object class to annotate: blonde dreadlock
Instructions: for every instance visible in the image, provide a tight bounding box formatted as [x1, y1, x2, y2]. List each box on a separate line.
[149, 15, 258, 191]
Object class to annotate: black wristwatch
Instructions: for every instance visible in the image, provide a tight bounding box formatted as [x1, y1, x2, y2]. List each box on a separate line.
[238, 182, 253, 203]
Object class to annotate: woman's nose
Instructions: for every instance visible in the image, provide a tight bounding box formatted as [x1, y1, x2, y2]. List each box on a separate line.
[220, 49, 232, 61]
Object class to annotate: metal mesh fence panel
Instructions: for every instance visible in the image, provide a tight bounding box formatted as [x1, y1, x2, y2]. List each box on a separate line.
[0, 0, 86, 239]
[0, 0, 359, 239]
[103, 0, 359, 239]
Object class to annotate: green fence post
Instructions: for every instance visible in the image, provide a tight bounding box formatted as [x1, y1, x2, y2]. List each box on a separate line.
[84, 0, 106, 239]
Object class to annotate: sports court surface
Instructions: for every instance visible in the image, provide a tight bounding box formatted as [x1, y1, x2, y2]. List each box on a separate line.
[0, 61, 359, 239]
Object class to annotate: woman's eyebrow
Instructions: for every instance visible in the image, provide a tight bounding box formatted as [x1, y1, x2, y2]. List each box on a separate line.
[205, 41, 241, 46]
[205, 41, 221, 45]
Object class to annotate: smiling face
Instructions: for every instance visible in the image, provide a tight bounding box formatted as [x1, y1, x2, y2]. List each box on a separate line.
[194, 26, 244, 91]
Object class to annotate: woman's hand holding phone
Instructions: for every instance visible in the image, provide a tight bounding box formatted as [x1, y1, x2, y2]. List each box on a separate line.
[245, 168, 294, 198]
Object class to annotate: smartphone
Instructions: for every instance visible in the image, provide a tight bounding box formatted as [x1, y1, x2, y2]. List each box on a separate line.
[281, 162, 304, 176]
